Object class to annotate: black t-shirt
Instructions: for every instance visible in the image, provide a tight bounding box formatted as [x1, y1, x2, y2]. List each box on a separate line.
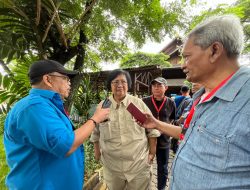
[142, 96, 176, 149]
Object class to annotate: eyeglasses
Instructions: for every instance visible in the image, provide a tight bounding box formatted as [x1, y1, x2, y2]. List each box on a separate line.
[111, 80, 127, 86]
[48, 74, 70, 82]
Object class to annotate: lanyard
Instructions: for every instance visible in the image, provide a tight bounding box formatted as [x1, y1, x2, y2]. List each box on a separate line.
[151, 95, 167, 119]
[182, 72, 235, 136]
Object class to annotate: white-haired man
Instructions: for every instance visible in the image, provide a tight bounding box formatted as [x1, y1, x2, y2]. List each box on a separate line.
[139, 15, 250, 189]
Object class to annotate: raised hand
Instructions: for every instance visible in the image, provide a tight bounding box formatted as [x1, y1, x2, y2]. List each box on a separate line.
[92, 103, 110, 124]
[135, 113, 159, 129]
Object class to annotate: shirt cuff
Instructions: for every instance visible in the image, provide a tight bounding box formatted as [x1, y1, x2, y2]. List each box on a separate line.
[48, 131, 75, 158]
[146, 129, 161, 137]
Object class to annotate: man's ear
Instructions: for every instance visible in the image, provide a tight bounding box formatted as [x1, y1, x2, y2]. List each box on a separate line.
[43, 75, 53, 88]
[209, 42, 223, 63]
[165, 86, 168, 91]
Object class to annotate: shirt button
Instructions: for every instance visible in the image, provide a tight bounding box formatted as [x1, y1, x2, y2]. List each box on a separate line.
[215, 139, 220, 143]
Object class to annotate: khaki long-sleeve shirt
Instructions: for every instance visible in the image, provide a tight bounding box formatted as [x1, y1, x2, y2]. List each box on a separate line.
[90, 94, 160, 181]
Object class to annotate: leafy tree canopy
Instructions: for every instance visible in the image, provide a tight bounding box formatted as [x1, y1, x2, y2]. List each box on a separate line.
[0, 0, 188, 109]
[235, 0, 250, 53]
[120, 52, 171, 68]
[0, 0, 186, 69]
[186, 0, 250, 53]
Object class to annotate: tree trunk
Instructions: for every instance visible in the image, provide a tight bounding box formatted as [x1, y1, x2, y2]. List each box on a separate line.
[64, 0, 96, 111]
[65, 30, 87, 111]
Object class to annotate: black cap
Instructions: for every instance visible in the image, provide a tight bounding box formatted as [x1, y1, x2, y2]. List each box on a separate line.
[28, 60, 78, 82]
[151, 77, 168, 85]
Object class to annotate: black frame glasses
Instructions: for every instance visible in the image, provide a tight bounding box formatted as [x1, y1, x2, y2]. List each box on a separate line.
[48, 74, 70, 82]
[111, 80, 127, 86]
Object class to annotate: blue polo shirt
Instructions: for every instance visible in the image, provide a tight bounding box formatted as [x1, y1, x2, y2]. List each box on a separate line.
[4, 88, 84, 190]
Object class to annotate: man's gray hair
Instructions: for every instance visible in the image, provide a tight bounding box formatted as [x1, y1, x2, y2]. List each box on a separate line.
[187, 14, 244, 58]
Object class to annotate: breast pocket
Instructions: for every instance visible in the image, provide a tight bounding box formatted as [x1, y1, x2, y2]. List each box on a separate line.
[99, 121, 120, 143]
[192, 123, 229, 171]
[123, 117, 145, 141]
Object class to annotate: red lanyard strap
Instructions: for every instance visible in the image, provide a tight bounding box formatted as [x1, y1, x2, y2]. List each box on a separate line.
[151, 96, 167, 118]
[180, 72, 235, 140]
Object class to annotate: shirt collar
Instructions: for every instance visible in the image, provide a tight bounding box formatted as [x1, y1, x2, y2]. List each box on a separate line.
[215, 66, 250, 102]
[109, 94, 131, 108]
[192, 88, 205, 101]
[193, 66, 250, 102]
[29, 88, 61, 101]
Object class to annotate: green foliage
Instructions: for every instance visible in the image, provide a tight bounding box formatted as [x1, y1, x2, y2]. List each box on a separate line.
[186, 0, 250, 53]
[0, 0, 190, 111]
[184, 80, 192, 89]
[72, 75, 106, 121]
[95, 0, 183, 47]
[0, 74, 29, 114]
[120, 52, 171, 68]
[0, 135, 9, 190]
[188, 4, 244, 31]
[0, 60, 30, 114]
[0, 0, 187, 66]
[72, 76, 105, 180]
[0, 59, 31, 132]
[84, 138, 101, 182]
[235, 0, 250, 53]
[0, 114, 6, 135]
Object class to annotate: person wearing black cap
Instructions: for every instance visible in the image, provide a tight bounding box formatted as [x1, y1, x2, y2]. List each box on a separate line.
[4, 59, 110, 190]
[142, 77, 176, 190]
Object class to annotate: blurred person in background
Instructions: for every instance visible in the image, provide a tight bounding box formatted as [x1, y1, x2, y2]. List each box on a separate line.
[171, 85, 192, 153]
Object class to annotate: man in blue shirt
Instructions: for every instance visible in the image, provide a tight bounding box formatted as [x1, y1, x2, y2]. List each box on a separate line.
[4, 60, 110, 190]
[138, 15, 250, 189]
[171, 85, 192, 153]
[175, 85, 192, 120]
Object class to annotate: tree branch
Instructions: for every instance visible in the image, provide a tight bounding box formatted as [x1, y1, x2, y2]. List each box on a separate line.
[32, 23, 47, 59]
[42, 8, 57, 43]
[36, 0, 41, 26]
[68, 0, 97, 39]
[42, 1, 61, 43]
[74, 30, 88, 70]
[65, 30, 88, 110]
[49, 45, 79, 64]
[48, 0, 67, 48]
